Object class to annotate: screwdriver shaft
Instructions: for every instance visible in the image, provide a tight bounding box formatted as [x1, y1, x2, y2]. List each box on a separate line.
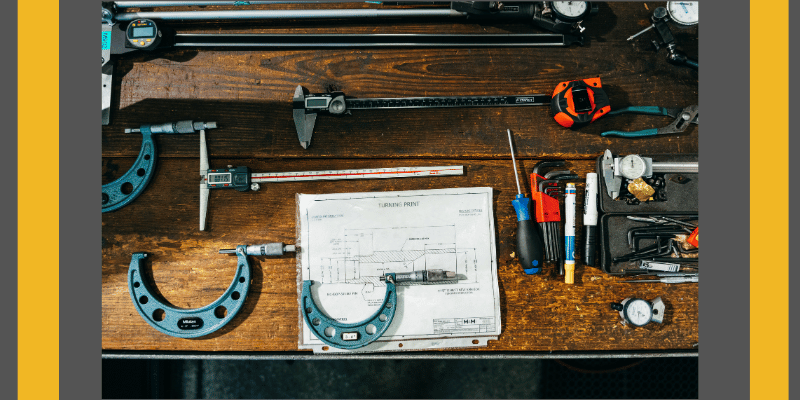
[507, 129, 522, 195]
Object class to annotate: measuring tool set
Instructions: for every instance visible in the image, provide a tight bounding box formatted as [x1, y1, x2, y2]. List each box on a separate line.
[103, 2, 699, 348]
[102, 1, 600, 125]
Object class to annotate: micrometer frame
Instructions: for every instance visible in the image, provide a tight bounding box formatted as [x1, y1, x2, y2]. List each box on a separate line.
[102, 127, 157, 212]
[128, 247, 251, 338]
[301, 274, 397, 350]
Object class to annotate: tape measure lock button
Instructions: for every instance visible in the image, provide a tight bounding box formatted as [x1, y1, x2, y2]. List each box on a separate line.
[570, 87, 593, 113]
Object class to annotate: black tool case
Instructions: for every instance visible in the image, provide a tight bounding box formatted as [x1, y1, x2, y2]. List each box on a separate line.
[596, 153, 698, 275]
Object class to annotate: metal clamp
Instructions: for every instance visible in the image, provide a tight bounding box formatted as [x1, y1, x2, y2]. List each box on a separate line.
[127, 246, 251, 338]
[301, 274, 397, 350]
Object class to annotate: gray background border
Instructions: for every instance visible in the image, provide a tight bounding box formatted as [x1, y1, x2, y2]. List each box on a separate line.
[52, 0, 775, 398]
[697, 0, 750, 398]
[62, 0, 102, 399]
[790, 0, 796, 397]
[2, 0, 17, 398]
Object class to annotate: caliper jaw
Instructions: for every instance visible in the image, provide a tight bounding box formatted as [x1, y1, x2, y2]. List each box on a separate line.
[293, 85, 349, 149]
[601, 150, 621, 200]
[293, 86, 316, 149]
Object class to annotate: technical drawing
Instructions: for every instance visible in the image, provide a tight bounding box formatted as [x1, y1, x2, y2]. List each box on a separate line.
[314, 226, 478, 287]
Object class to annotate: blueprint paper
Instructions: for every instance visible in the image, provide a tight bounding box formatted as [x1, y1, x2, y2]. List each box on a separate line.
[296, 188, 501, 353]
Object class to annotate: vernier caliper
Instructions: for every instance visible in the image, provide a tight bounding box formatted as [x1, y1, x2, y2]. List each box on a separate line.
[601, 149, 698, 200]
[293, 85, 551, 149]
[198, 130, 464, 230]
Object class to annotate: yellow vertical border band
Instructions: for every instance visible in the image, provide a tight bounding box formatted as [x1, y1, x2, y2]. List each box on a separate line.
[18, 0, 59, 399]
[751, 0, 789, 399]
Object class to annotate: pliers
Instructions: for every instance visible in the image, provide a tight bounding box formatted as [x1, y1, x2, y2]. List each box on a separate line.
[601, 105, 698, 138]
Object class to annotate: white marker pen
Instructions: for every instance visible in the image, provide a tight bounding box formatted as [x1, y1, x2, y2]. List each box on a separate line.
[583, 173, 599, 266]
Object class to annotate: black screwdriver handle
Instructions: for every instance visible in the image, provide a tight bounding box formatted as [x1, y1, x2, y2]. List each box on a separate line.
[517, 219, 544, 274]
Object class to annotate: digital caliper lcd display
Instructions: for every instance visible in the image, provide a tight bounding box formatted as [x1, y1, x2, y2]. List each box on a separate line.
[132, 27, 155, 38]
[306, 99, 328, 108]
[208, 173, 231, 184]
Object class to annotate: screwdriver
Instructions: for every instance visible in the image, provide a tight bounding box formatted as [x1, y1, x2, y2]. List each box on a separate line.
[506, 129, 543, 274]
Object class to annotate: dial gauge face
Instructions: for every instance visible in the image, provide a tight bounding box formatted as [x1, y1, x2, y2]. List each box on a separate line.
[667, 1, 699, 26]
[552, 2, 588, 18]
[625, 299, 653, 326]
[618, 155, 647, 180]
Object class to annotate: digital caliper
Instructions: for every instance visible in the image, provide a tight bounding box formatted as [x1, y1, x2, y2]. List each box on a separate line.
[101, 1, 598, 125]
[293, 85, 551, 149]
[198, 130, 464, 230]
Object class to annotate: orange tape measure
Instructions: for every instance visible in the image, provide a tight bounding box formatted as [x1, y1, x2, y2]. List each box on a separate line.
[551, 77, 611, 128]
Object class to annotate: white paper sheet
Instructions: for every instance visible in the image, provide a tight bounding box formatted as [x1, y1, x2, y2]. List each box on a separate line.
[296, 188, 501, 353]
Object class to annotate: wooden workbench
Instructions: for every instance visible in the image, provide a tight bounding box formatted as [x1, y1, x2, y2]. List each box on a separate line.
[102, 2, 698, 354]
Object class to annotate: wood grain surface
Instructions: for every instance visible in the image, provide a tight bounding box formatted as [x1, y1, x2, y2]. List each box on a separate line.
[102, 2, 698, 353]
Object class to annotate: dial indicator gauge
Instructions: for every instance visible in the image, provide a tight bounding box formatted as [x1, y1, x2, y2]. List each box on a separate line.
[551, 2, 589, 22]
[618, 155, 647, 180]
[625, 299, 653, 326]
[666, 1, 699, 26]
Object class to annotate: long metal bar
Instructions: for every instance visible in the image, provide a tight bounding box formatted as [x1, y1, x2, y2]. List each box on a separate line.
[115, 8, 464, 21]
[651, 161, 699, 174]
[346, 94, 552, 109]
[102, 350, 699, 360]
[250, 166, 464, 183]
[173, 33, 578, 47]
[114, 1, 356, 7]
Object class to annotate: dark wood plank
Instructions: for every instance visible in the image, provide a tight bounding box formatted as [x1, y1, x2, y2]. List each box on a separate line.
[102, 158, 698, 351]
[102, 2, 699, 352]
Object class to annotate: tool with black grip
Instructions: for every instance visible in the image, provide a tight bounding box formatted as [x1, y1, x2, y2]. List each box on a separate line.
[506, 130, 543, 275]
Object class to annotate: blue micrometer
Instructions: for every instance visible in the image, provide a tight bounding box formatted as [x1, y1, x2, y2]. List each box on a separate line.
[128, 243, 295, 338]
[301, 269, 456, 349]
[102, 120, 216, 213]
